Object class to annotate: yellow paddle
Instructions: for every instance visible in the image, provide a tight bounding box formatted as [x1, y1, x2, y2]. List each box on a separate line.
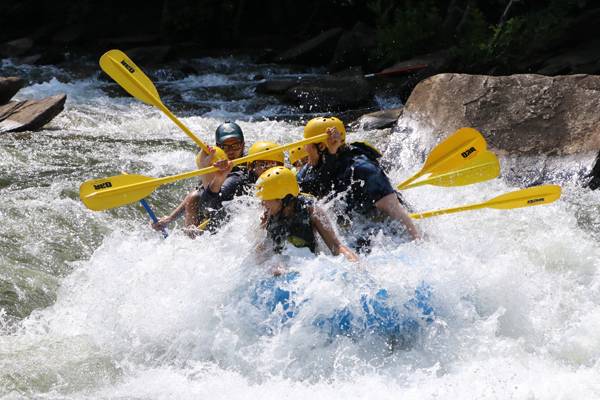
[79, 134, 328, 211]
[397, 127, 487, 190]
[401, 151, 500, 190]
[409, 185, 562, 219]
[100, 49, 209, 152]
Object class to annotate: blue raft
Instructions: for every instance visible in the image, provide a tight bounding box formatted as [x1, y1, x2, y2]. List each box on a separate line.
[252, 272, 436, 339]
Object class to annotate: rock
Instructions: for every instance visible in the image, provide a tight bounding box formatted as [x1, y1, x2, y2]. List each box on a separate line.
[274, 28, 345, 66]
[348, 107, 404, 131]
[52, 23, 109, 45]
[538, 39, 600, 75]
[18, 52, 66, 66]
[328, 22, 378, 73]
[0, 77, 24, 105]
[383, 50, 461, 103]
[179, 65, 199, 76]
[124, 46, 177, 64]
[0, 94, 66, 133]
[0, 38, 34, 57]
[27, 24, 62, 45]
[283, 67, 375, 112]
[255, 49, 279, 64]
[386, 73, 600, 188]
[255, 80, 301, 95]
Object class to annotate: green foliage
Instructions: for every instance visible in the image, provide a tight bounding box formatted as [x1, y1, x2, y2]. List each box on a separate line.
[164, 0, 220, 39]
[369, 0, 444, 61]
[452, 7, 491, 64]
[488, 0, 591, 57]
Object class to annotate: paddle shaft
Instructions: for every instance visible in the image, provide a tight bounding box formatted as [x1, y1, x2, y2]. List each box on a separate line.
[86, 133, 328, 199]
[140, 199, 168, 238]
[409, 185, 561, 219]
[105, 55, 209, 153]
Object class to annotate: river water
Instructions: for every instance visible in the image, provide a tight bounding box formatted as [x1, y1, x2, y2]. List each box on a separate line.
[1, 54, 600, 399]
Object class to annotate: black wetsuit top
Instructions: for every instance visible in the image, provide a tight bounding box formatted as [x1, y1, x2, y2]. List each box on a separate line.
[195, 166, 256, 232]
[296, 143, 411, 252]
[266, 194, 317, 253]
[296, 143, 395, 214]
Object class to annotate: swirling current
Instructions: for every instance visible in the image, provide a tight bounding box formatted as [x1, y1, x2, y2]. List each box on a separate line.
[1, 54, 600, 399]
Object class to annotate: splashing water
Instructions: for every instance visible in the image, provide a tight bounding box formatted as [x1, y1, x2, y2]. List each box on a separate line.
[1, 56, 600, 399]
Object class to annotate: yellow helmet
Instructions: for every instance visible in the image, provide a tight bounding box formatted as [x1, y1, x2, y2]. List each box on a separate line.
[255, 167, 299, 200]
[289, 145, 308, 166]
[303, 116, 346, 146]
[196, 146, 227, 169]
[247, 141, 284, 168]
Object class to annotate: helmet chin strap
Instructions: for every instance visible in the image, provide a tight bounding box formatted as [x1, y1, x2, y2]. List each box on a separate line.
[276, 194, 295, 217]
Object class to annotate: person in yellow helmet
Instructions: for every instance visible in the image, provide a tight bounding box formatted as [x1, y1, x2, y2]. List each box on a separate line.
[193, 141, 285, 235]
[289, 145, 309, 175]
[152, 122, 246, 234]
[255, 166, 358, 274]
[296, 116, 421, 249]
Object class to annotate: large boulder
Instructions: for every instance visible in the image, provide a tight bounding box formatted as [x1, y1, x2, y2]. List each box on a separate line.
[386, 73, 600, 188]
[0, 94, 66, 133]
[0, 38, 34, 58]
[274, 28, 344, 66]
[283, 67, 375, 112]
[0, 77, 24, 105]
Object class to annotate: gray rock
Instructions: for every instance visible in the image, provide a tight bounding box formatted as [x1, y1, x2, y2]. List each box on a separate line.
[348, 107, 404, 131]
[255, 80, 301, 95]
[284, 67, 375, 112]
[0, 77, 24, 105]
[0, 94, 66, 133]
[386, 73, 600, 188]
[0, 38, 34, 57]
[18, 52, 66, 66]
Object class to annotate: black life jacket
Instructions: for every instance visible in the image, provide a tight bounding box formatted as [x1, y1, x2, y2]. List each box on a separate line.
[349, 141, 382, 161]
[266, 194, 317, 253]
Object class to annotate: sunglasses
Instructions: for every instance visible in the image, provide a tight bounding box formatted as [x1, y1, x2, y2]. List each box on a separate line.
[218, 142, 242, 152]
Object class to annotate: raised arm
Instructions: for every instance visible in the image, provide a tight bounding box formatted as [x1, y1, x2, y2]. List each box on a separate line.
[309, 204, 359, 261]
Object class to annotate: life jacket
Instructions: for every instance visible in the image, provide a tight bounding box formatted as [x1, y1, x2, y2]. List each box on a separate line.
[349, 141, 382, 161]
[196, 169, 251, 232]
[266, 194, 317, 253]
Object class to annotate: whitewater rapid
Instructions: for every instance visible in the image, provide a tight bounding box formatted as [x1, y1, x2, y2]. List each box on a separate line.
[1, 56, 599, 399]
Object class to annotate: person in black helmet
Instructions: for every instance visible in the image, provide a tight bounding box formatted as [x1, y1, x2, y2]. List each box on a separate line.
[151, 122, 246, 236]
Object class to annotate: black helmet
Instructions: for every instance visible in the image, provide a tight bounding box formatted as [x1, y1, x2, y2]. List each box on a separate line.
[215, 122, 244, 145]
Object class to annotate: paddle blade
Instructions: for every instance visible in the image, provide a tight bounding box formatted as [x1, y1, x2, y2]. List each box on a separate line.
[100, 50, 161, 105]
[424, 127, 487, 174]
[486, 185, 562, 210]
[79, 174, 159, 211]
[409, 151, 500, 189]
